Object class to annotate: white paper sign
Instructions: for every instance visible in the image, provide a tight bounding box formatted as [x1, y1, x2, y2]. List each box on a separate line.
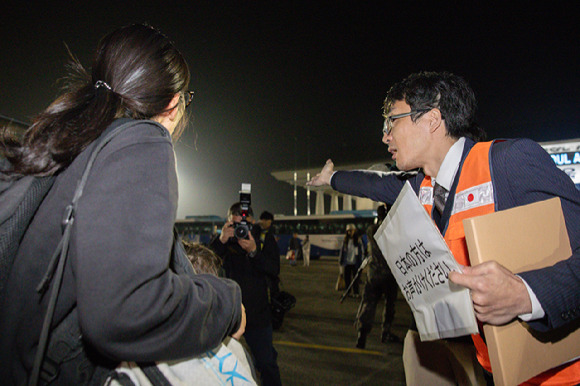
[374, 182, 478, 341]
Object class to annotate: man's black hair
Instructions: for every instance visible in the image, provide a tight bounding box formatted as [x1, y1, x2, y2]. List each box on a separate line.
[260, 211, 274, 221]
[383, 71, 486, 142]
[377, 204, 390, 222]
[228, 202, 254, 218]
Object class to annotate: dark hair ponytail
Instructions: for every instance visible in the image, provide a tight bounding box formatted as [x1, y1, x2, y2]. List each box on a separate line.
[1, 24, 189, 176]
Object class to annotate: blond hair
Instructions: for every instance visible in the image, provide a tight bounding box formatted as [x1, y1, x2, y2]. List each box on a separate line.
[182, 240, 222, 276]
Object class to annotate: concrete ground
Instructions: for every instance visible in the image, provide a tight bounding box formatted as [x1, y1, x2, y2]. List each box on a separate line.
[269, 257, 413, 386]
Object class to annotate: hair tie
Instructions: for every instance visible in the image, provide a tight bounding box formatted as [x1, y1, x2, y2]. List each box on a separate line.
[94, 80, 112, 91]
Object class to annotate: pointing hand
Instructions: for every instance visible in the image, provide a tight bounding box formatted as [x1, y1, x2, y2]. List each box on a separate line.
[306, 159, 334, 187]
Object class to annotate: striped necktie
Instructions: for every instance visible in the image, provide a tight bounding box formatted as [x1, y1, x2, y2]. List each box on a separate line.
[433, 182, 448, 214]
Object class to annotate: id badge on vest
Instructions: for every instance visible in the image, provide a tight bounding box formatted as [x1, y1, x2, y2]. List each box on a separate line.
[374, 182, 479, 341]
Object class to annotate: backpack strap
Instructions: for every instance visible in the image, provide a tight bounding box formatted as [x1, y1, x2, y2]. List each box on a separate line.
[28, 120, 148, 386]
[138, 364, 174, 386]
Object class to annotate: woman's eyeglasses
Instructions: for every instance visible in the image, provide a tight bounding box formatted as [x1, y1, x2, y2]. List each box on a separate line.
[184, 91, 194, 108]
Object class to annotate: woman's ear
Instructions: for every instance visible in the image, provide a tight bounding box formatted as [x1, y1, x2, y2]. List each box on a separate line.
[166, 93, 182, 121]
[154, 93, 182, 133]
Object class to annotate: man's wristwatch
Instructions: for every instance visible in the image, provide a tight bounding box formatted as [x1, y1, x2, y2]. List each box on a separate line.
[247, 249, 258, 258]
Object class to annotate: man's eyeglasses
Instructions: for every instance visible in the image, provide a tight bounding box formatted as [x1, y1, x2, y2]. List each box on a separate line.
[184, 91, 194, 108]
[382, 108, 431, 135]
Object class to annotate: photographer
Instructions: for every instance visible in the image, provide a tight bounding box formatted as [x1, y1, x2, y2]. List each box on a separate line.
[210, 203, 282, 386]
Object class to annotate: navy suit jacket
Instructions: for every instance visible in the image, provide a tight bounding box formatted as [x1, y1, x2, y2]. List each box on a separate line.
[331, 137, 580, 332]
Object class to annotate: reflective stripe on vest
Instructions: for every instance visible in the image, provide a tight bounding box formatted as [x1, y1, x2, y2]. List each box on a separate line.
[419, 141, 495, 268]
[420, 140, 580, 384]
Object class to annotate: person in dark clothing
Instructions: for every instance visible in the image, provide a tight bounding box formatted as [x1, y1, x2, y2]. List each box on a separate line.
[0, 24, 243, 385]
[355, 204, 401, 348]
[258, 210, 281, 301]
[210, 203, 282, 386]
[339, 224, 364, 297]
[287, 232, 302, 265]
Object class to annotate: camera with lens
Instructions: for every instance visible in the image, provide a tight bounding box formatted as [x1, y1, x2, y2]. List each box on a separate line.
[233, 183, 252, 240]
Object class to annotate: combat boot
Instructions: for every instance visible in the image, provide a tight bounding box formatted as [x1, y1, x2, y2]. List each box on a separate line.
[356, 330, 367, 349]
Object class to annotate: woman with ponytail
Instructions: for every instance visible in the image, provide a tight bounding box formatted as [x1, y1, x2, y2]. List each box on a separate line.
[0, 24, 244, 385]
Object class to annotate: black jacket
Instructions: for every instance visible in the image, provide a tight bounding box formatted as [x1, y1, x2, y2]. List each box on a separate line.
[366, 223, 394, 280]
[210, 224, 277, 329]
[0, 119, 242, 384]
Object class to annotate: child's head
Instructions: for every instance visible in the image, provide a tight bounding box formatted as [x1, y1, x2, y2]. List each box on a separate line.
[182, 240, 222, 276]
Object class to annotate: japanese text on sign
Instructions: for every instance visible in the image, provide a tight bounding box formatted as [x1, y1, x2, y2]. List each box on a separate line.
[401, 260, 453, 301]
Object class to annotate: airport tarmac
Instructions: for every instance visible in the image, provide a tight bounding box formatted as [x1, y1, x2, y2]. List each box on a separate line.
[268, 257, 413, 386]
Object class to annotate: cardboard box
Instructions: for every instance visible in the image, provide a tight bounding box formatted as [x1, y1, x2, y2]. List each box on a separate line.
[463, 197, 580, 386]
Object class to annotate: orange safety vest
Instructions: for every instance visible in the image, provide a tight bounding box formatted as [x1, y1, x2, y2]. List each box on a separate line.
[419, 141, 580, 385]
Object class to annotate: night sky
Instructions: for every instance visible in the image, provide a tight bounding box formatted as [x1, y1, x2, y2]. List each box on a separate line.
[1, 2, 578, 218]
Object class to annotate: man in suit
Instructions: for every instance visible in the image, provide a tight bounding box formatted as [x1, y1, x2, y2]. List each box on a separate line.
[308, 71, 580, 385]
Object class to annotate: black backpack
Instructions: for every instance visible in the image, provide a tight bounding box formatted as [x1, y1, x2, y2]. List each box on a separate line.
[271, 290, 296, 330]
[0, 172, 54, 296]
